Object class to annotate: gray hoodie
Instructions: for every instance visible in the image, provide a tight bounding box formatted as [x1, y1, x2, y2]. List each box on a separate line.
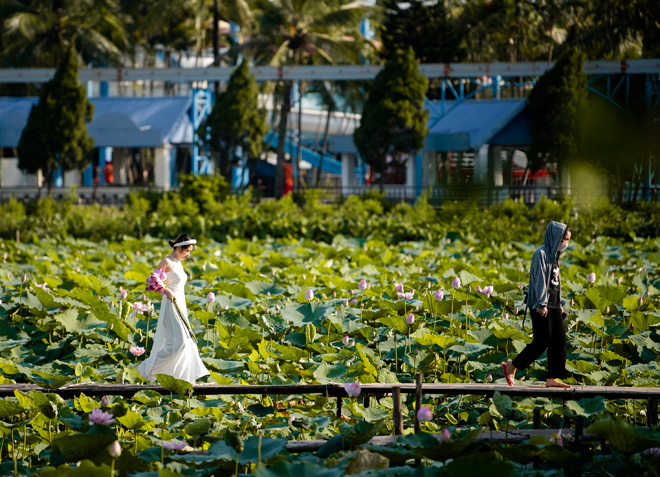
[527, 221, 567, 310]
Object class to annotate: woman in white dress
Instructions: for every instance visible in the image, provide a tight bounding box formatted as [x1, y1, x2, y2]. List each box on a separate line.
[137, 234, 209, 384]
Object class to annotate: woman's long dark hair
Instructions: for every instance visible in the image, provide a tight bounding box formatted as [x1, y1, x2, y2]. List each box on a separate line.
[169, 233, 195, 250]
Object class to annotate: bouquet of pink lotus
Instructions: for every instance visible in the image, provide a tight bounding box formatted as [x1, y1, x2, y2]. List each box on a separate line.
[146, 268, 167, 295]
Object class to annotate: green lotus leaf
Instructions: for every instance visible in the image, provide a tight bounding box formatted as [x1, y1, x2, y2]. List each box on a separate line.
[245, 281, 286, 296]
[184, 417, 211, 438]
[53, 309, 105, 333]
[30, 372, 74, 390]
[131, 391, 163, 407]
[436, 452, 517, 476]
[313, 362, 349, 384]
[124, 271, 147, 283]
[492, 391, 522, 421]
[0, 399, 24, 419]
[630, 312, 660, 333]
[117, 410, 147, 430]
[587, 417, 660, 454]
[280, 303, 333, 327]
[256, 460, 345, 477]
[51, 434, 117, 462]
[33, 460, 113, 476]
[155, 374, 193, 397]
[237, 435, 289, 465]
[213, 295, 253, 311]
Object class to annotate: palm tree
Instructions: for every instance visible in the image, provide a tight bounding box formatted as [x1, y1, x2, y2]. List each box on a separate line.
[1, 0, 128, 68]
[248, 0, 368, 197]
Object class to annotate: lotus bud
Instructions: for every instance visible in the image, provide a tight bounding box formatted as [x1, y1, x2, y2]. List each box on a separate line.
[109, 440, 121, 458]
[305, 289, 314, 301]
[503, 312, 509, 319]
[358, 279, 367, 290]
[417, 406, 433, 422]
[343, 336, 350, 345]
[102, 396, 109, 407]
[344, 381, 361, 397]
[406, 314, 415, 324]
[440, 428, 451, 441]
[302, 274, 306, 280]
[486, 373, 493, 382]
[452, 277, 461, 289]
[206, 292, 215, 303]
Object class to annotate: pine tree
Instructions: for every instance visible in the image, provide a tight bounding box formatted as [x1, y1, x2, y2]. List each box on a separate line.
[17, 45, 94, 195]
[528, 48, 587, 176]
[354, 47, 429, 182]
[203, 60, 268, 182]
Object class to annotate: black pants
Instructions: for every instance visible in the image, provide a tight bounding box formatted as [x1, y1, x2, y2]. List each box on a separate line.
[512, 308, 567, 379]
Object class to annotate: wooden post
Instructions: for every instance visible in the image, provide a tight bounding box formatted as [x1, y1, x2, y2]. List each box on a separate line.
[336, 396, 342, 418]
[575, 416, 584, 441]
[533, 408, 541, 429]
[414, 373, 422, 433]
[392, 386, 403, 435]
[533, 408, 541, 470]
[648, 396, 658, 427]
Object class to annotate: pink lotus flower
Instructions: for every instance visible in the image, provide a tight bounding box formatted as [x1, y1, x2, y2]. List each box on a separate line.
[206, 292, 215, 303]
[130, 302, 150, 318]
[35, 282, 50, 292]
[89, 408, 115, 426]
[146, 268, 167, 295]
[480, 285, 494, 297]
[395, 282, 404, 293]
[344, 381, 361, 398]
[417, 406, 433, 422]
[503, 312, 509, 319]
[397, 291, 414, 300]
[440, 428, 451, 441]
[434, 290, 444, 300]
[109, 440, 122, 458]
[452, 277, 461, 289]
[129, 346, 145, 356]
[304, 289, 314, 301]
[163, 440, 187, 451]
[587, 273, 596, 283]
[343, 336, 350, 345]
[350, 298, 358, 305]
[302, 274, 306, 280]
[120, 288, 128, 300]
[406, 314, 415, 324]
[358, 279, 368, 290]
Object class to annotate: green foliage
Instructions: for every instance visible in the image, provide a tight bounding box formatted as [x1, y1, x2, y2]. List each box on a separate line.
[378, 0, 463, 63]
[354, 47, 429, 179]
[17, 44, 94, 192]
[528, 47, 587, 172]
[203, 60, 268, 180]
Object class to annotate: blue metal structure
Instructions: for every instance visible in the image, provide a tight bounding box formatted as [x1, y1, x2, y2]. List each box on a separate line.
[191, 88, 214, 175]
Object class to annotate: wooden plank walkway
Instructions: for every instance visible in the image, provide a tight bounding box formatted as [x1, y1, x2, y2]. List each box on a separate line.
[1, 380, 656, 432]
[0, 382, 657, 400]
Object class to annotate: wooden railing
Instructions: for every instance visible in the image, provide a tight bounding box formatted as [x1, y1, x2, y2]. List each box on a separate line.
[1, 379, 657, 429]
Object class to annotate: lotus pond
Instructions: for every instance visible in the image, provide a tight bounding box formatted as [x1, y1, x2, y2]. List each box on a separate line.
[0, 233, 659, 476]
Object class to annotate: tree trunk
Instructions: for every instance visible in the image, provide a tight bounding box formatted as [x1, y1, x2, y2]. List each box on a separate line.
[275, 82, 292, 198]
[315, 105, 333, 187]
[297, 80, 305, 190]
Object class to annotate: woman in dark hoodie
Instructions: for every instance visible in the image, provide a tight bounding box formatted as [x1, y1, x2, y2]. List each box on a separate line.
[502, 221, 572, 388]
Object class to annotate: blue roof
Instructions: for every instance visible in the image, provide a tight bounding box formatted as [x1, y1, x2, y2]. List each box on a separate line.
[0, 96, 193, 148]
[424, 98, 528, 151]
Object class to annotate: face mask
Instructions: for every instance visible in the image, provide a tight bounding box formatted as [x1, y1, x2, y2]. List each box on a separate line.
[557, 242, 568, 252]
